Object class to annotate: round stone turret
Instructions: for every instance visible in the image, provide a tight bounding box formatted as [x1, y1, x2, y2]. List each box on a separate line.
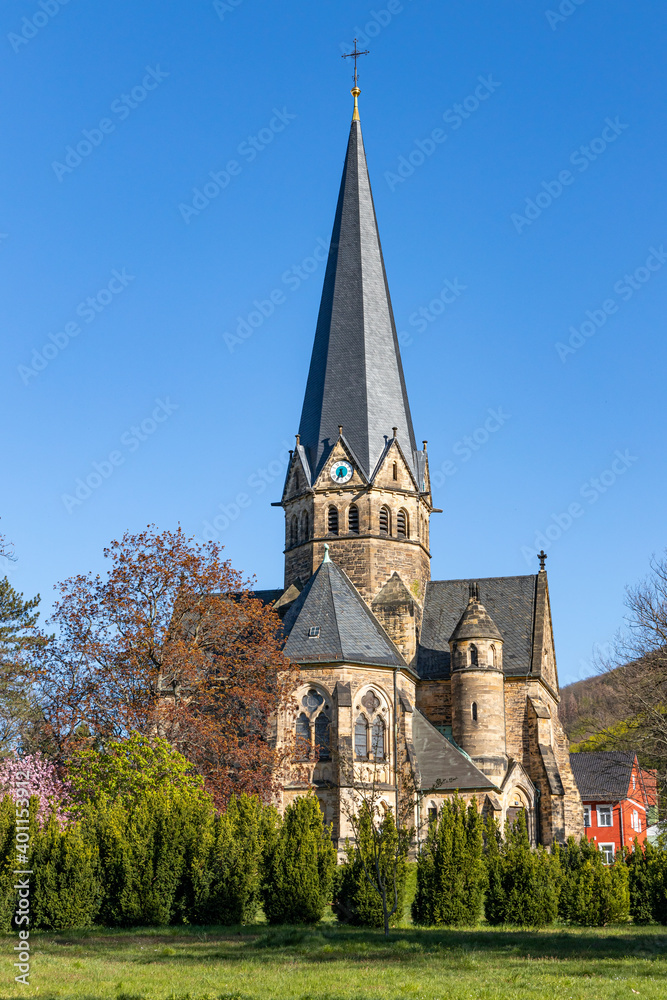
[449, 583, 507, 781]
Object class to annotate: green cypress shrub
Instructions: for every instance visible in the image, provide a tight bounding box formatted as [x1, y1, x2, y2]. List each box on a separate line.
[483, 816, 505, 926]
[557, 835, 629, 925]
[627, 839, 654, 925]
[31, 817, 101, 930]
[262, 793, 336, 925]
[335, 805, 407, 927]
[412, 796, 485, 926]
[651, 850, 667, 924]
[193, 794, 265, 925]
[93, 787, 211, 927]
[0, 795, 17, 932]
[501, 812, 559, 927]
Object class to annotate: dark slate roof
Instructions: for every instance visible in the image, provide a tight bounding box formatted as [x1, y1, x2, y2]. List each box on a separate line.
[282, 555, 405, 667]
[412, 709, 496, 792]
[418, 576, 538, 679]
[297, 111, 421, 483]
[569, 751, 636, 801]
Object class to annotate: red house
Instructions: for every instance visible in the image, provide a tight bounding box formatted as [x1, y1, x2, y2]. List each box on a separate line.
[569, 751, 658, 861]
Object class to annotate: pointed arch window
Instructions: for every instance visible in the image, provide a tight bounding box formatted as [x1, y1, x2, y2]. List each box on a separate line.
[354, 715, 369, 758]
[379, 506, 391, 535]
[295, 713, 311, 758]
[302, 510, 309, 541]
[392, 462, 398, 481]
[294, 471, 301, 492]
[328, 506, 339, 535]
[348, 504, 359, 534]
[469, 644, 478, 667]
[397, 509, 408, 538]
[472, 702, 478, 722]
[290, 515, 298, 547]
[371, 717, 385, 759]
[315, 714, 331, 760]
[489, 644, 496, 667]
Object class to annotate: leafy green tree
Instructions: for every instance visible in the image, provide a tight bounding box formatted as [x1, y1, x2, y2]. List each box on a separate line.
[31, 817, 101, 930]
[412, 796, 485, 926]
[336, 804, 408, 928]
[66, 732, 206, 808]
[262, 794, 336, 925]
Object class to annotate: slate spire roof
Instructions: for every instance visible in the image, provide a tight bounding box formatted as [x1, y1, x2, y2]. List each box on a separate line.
[281, 551, 405, 668]
[449, 582, 503, 644]
[297, 101, 418, 482]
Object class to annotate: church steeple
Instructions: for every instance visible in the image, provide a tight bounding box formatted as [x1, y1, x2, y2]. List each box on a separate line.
[281, 88, 433, 610]
[297, 91, 419, 483]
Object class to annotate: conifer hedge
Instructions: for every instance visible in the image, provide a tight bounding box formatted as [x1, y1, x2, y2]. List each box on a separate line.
[262, 793, 336, 924]
[412, 796, 485, 926]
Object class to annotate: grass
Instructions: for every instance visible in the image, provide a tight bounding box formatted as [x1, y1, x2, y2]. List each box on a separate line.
[1, 921, 666, 1000]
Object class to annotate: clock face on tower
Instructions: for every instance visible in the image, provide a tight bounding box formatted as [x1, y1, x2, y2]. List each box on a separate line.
[330, 461, 353, 484]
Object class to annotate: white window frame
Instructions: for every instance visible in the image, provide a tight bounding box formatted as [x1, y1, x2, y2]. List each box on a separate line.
[583, 805, 591, 828]
[599, 842, 615, 865]
[597, 804, 613, 827]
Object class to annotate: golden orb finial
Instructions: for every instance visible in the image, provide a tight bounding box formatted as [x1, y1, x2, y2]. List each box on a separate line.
[351, 86, 361, 122]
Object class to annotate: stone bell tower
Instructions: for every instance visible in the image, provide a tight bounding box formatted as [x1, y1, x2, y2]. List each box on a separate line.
[279, 85, 434, 614]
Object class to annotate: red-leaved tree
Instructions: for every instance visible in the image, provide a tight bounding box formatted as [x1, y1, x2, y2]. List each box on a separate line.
[30, 526, 297, 806]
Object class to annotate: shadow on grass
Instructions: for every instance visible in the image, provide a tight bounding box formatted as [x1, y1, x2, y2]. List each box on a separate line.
[27, 922, 667, 966]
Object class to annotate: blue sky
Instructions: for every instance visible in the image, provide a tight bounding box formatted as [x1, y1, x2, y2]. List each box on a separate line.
[1, 0, 665, 687]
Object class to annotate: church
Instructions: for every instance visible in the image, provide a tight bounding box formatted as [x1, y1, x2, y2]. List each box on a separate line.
[255, 83, 583, 848]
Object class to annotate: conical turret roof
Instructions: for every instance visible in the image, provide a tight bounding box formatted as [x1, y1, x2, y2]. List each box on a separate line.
[449, 583, 503, 643]
[298, 101, 418, 482]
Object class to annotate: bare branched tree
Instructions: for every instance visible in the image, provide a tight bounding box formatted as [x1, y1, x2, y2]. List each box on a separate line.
[335, 724, 414, 936]
[595, 552, 667, 802]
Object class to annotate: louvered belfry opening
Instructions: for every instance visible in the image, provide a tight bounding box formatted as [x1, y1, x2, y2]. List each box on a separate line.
[348, 504, 359, 533]
[327, 505, 339, 535]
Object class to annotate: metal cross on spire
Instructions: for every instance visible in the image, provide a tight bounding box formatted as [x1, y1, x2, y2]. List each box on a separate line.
[538, 550, 548, 570]
[342, 38, 370, 87]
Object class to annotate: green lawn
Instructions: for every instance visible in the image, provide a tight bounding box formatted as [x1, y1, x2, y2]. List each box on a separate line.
[2, 922, 666, 1000]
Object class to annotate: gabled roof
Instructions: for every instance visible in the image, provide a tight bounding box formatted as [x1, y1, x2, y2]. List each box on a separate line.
[282, 553, 405, 668]
[569, 751, 636, 801]
[297, 109, 419, 482]
[411, 709, 496, 792]
[418, 575, 539, 679]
